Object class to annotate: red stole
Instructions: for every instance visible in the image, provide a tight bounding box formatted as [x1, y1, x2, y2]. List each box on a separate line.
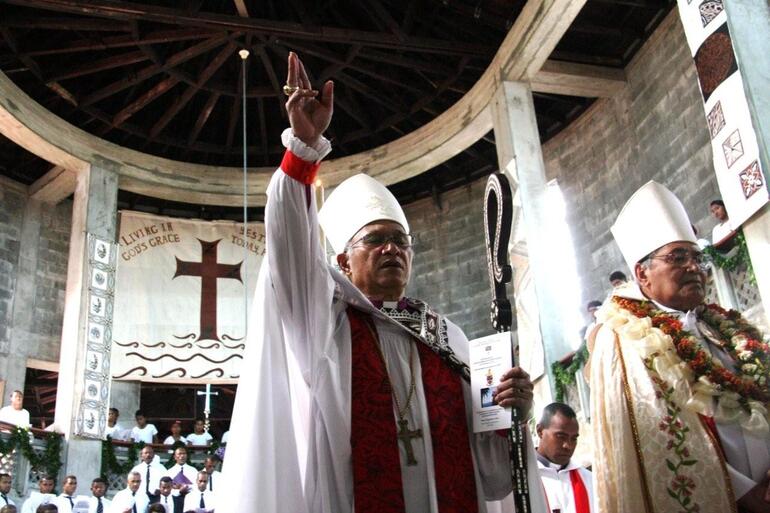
[348, 307, 478, 513]
[568, 469, 590, 513]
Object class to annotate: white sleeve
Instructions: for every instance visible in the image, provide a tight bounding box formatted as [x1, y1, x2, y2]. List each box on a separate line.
[264, 131, 335, 380]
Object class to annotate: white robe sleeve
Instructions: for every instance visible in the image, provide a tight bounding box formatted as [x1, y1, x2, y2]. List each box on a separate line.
[265, 130, 335, 381]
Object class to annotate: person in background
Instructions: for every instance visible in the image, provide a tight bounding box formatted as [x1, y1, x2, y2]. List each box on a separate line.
[21, 475, 56, 513]
[130, 446, 165, 504]
[156, 478, 182, 513]
[580, 300, 602, 341]
[0, 391, 31, 428]
[162, 422, 187, 447]
[709, 199, 737, 249]
[607, 271, 627, 289]
[185, 420, 212, 447]
[105, 408, 126, 440]
[163, 447, 197, 494]
[0, 474, 15, 508]
[202, 456, 221, 493]
[536, 403, 594, 513]
[130, 411, 158, 445]
[109, 472, 148, 513]
[87, 478, 110, 513]
[181, 473, 214, 513]
[52, 476, 77, 513]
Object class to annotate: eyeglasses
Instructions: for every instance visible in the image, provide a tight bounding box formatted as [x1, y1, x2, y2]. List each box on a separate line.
[348, 232, 413, 249]
[648, 248, 708, 271]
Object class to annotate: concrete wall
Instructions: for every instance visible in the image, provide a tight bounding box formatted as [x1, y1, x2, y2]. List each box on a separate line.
[404, 11, 719, 350]
[0, 176, 71, 403]
[541, 11, 719, 315]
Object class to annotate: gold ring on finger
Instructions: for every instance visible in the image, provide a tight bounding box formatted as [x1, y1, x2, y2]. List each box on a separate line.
[283, 84, 299, 96]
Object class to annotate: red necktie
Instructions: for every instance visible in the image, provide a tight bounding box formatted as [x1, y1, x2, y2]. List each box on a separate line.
[569, 469, 590, 513]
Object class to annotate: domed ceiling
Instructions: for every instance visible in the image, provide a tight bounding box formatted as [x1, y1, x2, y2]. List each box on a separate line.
[0, 0, 673, 217]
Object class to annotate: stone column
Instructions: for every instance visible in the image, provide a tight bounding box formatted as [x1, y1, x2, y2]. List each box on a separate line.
[1, 197, 42, 404]
[725, 0, 770, 322]
[491, 81, 573, 399]
[54, 163, 117, 484]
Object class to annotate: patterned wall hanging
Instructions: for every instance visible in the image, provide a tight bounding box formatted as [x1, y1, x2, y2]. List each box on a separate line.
[676, 0, 768, 233]
[74, 234, 117, 439]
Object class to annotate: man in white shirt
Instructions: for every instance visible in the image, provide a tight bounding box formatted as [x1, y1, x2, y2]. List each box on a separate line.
[0, 474, 15, 508]
[109, 472, 148, 513]
[129, 411, 158, 445]
[20, 475, 56, 513]
[87, 478, 111, 513]
[130, 446, 166, 503]
[163, 447, 197, 493]
[53, 476, 78, 513]
[182, 473, 214, 513]
[0, 391, 31, 428]
[185, 420, 212, 446]
[535, 403, 594, 513]
[202, 456, 221, 492]
[155, 478, 182, 513]
[219, 430, 229, 445]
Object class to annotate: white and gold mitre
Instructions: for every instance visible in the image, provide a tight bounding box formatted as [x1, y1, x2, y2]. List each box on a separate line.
[318, 173, 410, 254]
[611, 180, 697, 270]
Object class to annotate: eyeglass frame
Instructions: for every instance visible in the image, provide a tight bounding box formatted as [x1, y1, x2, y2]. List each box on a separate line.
[644, 248, 709, 271]
[346, 231, 414, 250]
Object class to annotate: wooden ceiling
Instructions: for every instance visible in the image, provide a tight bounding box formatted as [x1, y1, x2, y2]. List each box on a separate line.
[0, 0, 673, 215]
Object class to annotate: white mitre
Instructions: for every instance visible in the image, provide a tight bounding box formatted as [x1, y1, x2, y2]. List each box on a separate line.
[611, 180, 697, 270]
[318, 174, 409, 255]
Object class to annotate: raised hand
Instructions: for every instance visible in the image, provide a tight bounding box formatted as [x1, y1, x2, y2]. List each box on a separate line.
[493, 367, 534, 417]
[285, 52, 334, 147]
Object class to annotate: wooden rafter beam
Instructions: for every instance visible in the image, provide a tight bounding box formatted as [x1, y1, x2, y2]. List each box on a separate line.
[47, 50, 148, 82]
[29, 165, 76, 203]
[3, 0, 495, 57]
[252, 43, 287, 120]
[530, 60, 626, 97]
[23, 28, 214, 56]
[357, 48, 454, 76]
[149, 42, 236, 137]
[362, 0, 406, 41]
[0, 16, 133, 32]
[188, 91, 220, 146]
[232, 0, 249, 17]
[112, 75, 180, 128]
[81, 35, 228, 106]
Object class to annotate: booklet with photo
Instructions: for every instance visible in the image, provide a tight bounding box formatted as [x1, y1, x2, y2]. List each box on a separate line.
[469, 331, 513, 433]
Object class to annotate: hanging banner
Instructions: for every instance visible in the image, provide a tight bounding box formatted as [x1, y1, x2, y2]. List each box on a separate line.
[676, 0, 768, 229]
[111, 211, 264, 383]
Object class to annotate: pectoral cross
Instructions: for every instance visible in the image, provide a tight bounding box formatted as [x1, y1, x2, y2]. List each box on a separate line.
[397, 418, 423, 466]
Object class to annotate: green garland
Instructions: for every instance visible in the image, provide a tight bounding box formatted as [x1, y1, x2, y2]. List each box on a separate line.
[703, 231, 756, 285]
[551, 343, 589, 402]
[0, 427, 63, 480]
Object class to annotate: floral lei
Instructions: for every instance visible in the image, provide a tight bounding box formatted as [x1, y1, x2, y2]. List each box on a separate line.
[613, 296, 770, 405]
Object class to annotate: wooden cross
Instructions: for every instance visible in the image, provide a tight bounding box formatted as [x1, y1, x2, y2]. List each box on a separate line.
[397, 418, 423, 466]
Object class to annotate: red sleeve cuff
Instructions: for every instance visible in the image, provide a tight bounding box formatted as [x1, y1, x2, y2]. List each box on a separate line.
[280, 149, 321, 185]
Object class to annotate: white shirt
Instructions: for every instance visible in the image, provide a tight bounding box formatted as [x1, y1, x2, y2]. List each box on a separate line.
[536, 454, 595, 513]
[0, 493, 15, 507]
[130, 424, 158, 444]
[204, 470, 221, 492]
[108, 489, 148, 513]
[220, 431, 229, 444]
[105, 423, 128, 440]
[130, 461, 167, 496]
[711, 221, 733, 245]
[156, 494, 178, 513]
[86, 496, 111, 513]
[21, 492, 55, 513]
[0, 406, 31, 428]
[162, 435, 187, 446]
[218, 136, 550, 513]
[182, 489, 216, 512]
[53, 494, 85, 513]
[185, 432, 212, 446]
[164, 464, 198, 489]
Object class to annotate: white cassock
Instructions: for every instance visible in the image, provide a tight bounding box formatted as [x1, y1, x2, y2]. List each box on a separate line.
[536, 455, 595, 513]
[220, 133, 548, 513]
[86, 496, 111, 513]
[108, 489, 148, 513]
[182, 489, 216, 512]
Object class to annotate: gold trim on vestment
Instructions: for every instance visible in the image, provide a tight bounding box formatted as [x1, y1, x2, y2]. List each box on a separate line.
[698, 416, 738, 513]
[615, 334, 656, 513]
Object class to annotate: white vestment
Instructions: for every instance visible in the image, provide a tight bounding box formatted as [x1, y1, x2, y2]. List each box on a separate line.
[220, 136, 548, 513]
[536, 455, 595, 513]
